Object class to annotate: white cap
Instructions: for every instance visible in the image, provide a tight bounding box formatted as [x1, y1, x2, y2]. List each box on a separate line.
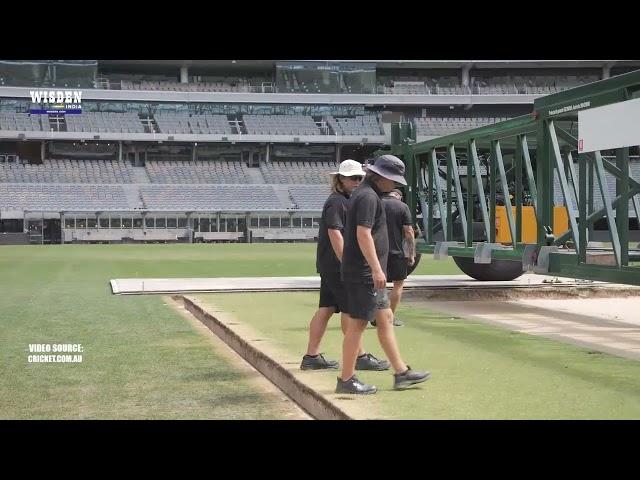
[330, 159, 365, 177]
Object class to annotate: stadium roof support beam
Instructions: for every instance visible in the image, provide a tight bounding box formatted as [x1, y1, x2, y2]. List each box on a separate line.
[461, 63, 472, 88]
[0, 85, 538, 106]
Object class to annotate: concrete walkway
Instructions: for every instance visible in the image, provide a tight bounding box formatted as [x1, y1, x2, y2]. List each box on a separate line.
[409, 297, 640, 361]
[110, 273, 618, 295]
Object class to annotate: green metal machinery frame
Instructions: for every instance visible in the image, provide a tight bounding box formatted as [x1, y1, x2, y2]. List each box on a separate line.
[381, 69, 640, 286]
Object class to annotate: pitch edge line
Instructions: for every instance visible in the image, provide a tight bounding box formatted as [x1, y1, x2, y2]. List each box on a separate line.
[177, 295, 352, 421]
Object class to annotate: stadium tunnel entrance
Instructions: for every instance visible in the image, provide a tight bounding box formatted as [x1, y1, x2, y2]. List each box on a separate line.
[23, 213, 62, 244]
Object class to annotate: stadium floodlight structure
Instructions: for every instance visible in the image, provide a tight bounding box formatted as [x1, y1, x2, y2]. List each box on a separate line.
[382, 69, 640, 286]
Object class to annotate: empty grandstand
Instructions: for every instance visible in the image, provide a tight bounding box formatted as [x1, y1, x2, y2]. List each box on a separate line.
[154, 113, 233, 135]
[0, 59, 638, 244]
[0, 112, 49, 132]
[243, 115, 320, 136]
[65, 112, 145, 134]
[0, 159, 134, 183]
[139, 184, 283, 211]
[0, 183, 133, 211]
[259, 161, 338, 184]
[287, 185, 331, 210]
[326, 116, 383, 136]
[145, 160, 248, 184]
[413, 116, 508, 137]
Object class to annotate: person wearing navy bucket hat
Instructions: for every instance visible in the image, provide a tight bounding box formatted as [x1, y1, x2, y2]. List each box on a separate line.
[336, 154, 431, 394]
[300, 159, 390, 373]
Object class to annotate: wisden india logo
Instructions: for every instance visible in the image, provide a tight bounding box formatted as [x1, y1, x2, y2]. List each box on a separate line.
[29, 90, 83, 114]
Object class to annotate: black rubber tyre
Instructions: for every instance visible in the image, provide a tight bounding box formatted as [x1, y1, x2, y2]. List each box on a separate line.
[406, 252, 422, 276]
[452, 256, 524, 281]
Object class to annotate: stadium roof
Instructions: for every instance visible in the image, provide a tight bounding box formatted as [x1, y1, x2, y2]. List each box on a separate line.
[98, 60, 640, 71]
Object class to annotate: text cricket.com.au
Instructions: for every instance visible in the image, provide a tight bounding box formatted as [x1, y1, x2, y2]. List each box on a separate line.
[27, 343, 84, 363]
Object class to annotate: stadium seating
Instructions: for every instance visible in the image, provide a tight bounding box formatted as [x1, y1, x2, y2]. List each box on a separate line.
[0, 112, 50, 132]
[243, 115, 321, 136]
[259, 161, 338, 184]
[326, 115, 383, 136]
[0, 183, 132, 210]
[138, 184, 282, 210]
[119, 77, 273, 93]
[0, 159, 134, 183]
[154, 113, 232, 135]
[65, 112, 145, 133]
[287, 185, 331, 210]
[413, 116, 507, 136]
[145, 160, 248, 184]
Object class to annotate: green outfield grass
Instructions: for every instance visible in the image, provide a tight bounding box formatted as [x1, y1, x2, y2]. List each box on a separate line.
[198, 292, 640, 419]
[0, 244, 458, 419]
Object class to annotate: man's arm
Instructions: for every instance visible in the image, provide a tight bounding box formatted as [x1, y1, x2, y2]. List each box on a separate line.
[403, 225, 416, 266]
[356, 225, 386, 289]
[327, 228, 344, 261]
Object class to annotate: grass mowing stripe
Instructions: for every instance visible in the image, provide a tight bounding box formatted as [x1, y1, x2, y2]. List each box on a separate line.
[4, 244, 418, 419]
[199, 291, 640, 419]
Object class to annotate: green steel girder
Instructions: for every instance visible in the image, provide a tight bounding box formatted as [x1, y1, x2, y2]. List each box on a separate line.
[535, 69, 640, 119]
[409, 115, 538, 155]
[547, 253, 640, 286]
[390, 70, 640, 286]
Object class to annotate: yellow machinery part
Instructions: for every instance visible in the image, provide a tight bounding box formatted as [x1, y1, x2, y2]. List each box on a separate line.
[495, 206, 569, 244]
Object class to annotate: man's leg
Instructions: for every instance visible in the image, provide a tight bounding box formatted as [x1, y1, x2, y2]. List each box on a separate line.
[374, 307, 408, 374]
[306, 306, 336, 356]
[389, 280, 405, 314]
[375, 305, 432, 390]
[336, 281, 381, 393]
[340, 312, 366, 357]
[340, 316, 369, 381]
[303, 273, 342, 369]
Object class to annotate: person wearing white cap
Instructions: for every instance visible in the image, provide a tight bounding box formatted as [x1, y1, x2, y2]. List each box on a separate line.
[300, 159, 391, 372]
[336, 154, 431, 394]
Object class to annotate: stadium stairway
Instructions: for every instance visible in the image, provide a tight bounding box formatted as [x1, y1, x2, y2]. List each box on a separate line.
[244, 167, 266, 184]
[272, 184, 297, 209]
[131, 166, 151, 183]
[122, 184, 145, 209]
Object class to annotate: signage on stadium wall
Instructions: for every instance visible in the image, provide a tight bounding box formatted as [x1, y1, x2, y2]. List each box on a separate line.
[29, 90, 83, 115]
[578, 97, 640, 153]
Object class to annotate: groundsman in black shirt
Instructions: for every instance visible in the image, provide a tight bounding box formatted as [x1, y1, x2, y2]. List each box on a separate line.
[336, 155, 431, 395]
[300, 160, 390, 372]
[382, 188, 416, 326]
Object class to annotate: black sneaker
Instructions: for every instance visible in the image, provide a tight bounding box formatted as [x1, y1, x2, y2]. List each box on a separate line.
[335, 375, 377, 395]
[300, 353, 339, 370]
[355, 353, 390, 371]
[393, 366, 431, 390]
[370, 318, 403, 327]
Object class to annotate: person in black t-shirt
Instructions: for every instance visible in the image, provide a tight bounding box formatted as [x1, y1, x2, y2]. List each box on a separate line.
[336, 154, 431, 395]
[300, 159, 390, 372]
[377, 188, 416, 327]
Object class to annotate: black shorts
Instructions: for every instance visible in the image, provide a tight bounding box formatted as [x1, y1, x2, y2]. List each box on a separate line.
[387, 254, 408, 282]
[319, 271, 347, 312]
[343, 281, 391, 323]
